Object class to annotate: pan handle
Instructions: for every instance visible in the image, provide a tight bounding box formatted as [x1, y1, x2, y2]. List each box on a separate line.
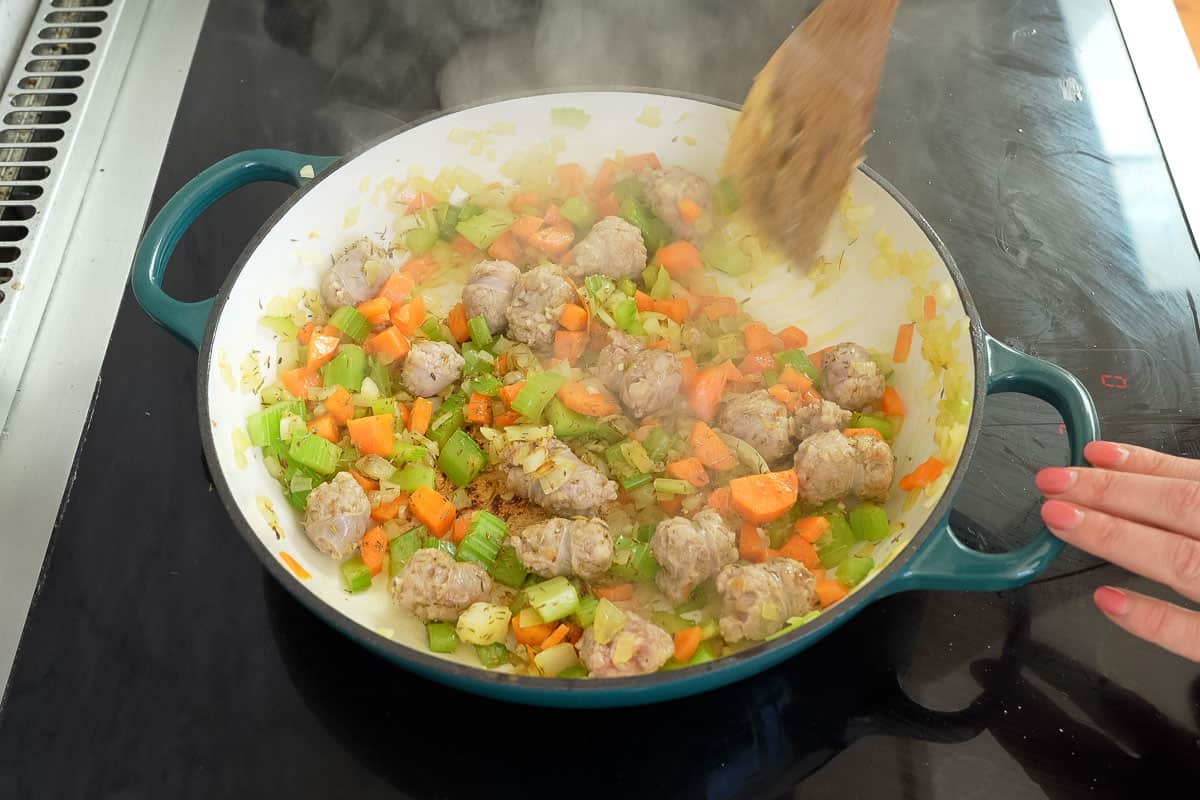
[880, 334, 1100, 594]
[131, 149, 338, 350]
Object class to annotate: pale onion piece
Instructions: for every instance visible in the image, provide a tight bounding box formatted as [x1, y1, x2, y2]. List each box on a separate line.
[456, 602, 512, 646]
[593, 598, 627, 646]
[232, 428, 251, 469]
[479, 426, 500, 441]
[518, 606, 546, 628]
[263, 455, 284, 480]
[355, 454, 395, 480]
[535, 642, 581, 677]
[521, 447, 548, 475]
[760, 602, 782, 622]
[278, 414, 305, 441]
[359, 377, 380, 402]
[505, 424, 554, 443]
[451, 487, 470, 510]
[537, 457, 578, 495]
[299, 163, 315, 179]
[611, 632, 637, 665]
[393, 213, 422, 234]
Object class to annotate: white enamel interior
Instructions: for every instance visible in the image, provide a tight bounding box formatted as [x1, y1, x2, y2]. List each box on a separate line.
[204, 92, 974, 669]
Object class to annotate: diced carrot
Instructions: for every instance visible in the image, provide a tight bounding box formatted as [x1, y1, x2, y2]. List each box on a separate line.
[510, 190, 542, 214]
[361, 527, 389, 575]
[679, 355, 698, 393]
[778, 535, 821, 569]
[356, 296, 392, 327]
[400, 254, 438, 285]
[364, 326, 410, 363]
[768, 384, 803, 412]
[405, 191, 437, 213]
[349, 470, 379, 493]
[844, 427, 884, 440]
[635, 290, 656, 312]
[390, 295, 426, 335]
[688, 367, 728, 421]
[307, 413, 339, 443]
[553, 330, 587, 363]
[778, 365, 814, 393]
[795, 516, 830, 544]
[347, 414, 394, 457]
[648, 338, 671, 350]
[493, 410, 521, 428]
[667, 457, 710, 488]
[451, 234, 478, 256]
[557, 381, 619, 416]
[487, 230, 520, 263]
[810, 349, 826, 370]
[624, 152, 662, 171]
[499, 381, 525, 410]
[378, 272, 415, 307]
[924, 294, 937, 321]
[559, 303, 588, 331]
[592, 159, 619, 196]
[739, 521, 768, 563]
[656, 241, 703, 277]
[738, 351, 777, 375]
[701, 295, 739, 319]
[409, 485, 456, 537]
[881, 386, 905, 417]
[593, 583, 635, 601]
[654, 297, 689, 324]
[557, 163, 586, 196]
[899, 456, 946, 492]
[564, 622, 584, 645]
[527, 225, 574, 258]
[465, 392, 492, 425]
[451, 513, 473, 544]
[777, 325, 809, 348]
[729, 470, 799, 524]
[396, 402, 410, 430]
[510, 215, 544, 242]
[816, 578, 849, 607]
[305, 328, 342, 369]
[744, 322, 783, 354]
[495, 352, 510, 375]
[677, 198, 703, 226]
[707, 486, 732, 515]
[673, 626, 703, 662]
[596, 191, 620, 217]
[297, 321, 317, 345]
[280, 366, 321, 399]
[409, 397, 433, 435]
[542, 203, 565, 227]
[446, 302, 471, 343]
[658, 495, 683, 515]
[371, 494, 407, 523]
[894, 323, 915, 364]
[280, 551, 311, 580]
[511, 615, 554, 647]
[323, 386, 353, 425]
[690, 421, 737, 471]
[720, 360, 743, 382]
[541, 624, 570, 651]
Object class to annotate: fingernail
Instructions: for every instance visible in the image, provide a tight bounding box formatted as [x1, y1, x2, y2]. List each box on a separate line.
[1085, 441, 1129, 468]
[1035, 467, 1075, 495]
[1094, 586, 1130, 616]
[1042, 499, 1084, 530]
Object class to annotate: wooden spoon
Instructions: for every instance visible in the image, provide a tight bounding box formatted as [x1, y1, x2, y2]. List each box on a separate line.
[724, 0, 900, 270]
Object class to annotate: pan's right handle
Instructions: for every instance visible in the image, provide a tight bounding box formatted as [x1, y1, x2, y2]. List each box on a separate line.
[131, 149, 338, 350]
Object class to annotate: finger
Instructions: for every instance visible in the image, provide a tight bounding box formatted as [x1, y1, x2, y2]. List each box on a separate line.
[1036, 466, 1200, 540]
[1084, 440, 1200, 482]
[1093, 586, 1200, 663]
[1042, 500, 1200, 604]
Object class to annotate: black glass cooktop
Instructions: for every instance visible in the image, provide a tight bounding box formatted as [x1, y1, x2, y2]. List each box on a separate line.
[3, 1, 1199, 796]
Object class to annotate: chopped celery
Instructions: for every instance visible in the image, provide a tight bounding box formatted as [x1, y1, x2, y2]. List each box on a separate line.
[572, 594, 599, 628]
[612, 297, 640, 333]
[457, 510, 507, 568]
[546, 397, 607, 439]
[604, 442, 633, 472]
[619, 194, 670, 253]
[613, 176, 642, 203]
[619, 472, 653, 491]
[437, 203, 462, 241]
[653, 478, 694, 496]
[817, 513, 856, 568]
[850, 413, 894, 440]
[849, 502, 890, 542]
[438, 429, 488, 487]
[455, 207, 515, 249]
[428, 393, 466, 447]
[643, 426, 671, 462]
[467, 315, 493, 349]
[775, 349, 822, 387]
[592, 598, 626, 644]
[837, 555, 875, 587]
[617, 277, 637, 297]
[390, 462, 436, 491]
[420, 317, 446, 342]
[675, 582, 711, 614]
[688, 639, 720, 665]
[329, 306, 370, 343]
[489, 545, 528, 588]
[619, 441, 654, 473]
[426, 622, 458, 653]
[642, 264, 671, 300]
[370, 397, 397, 417]
[714, 176, 741, 215]
[558, 665, 587, 679]
[469, 372, 503, 397]
[650, 611, 692, 635]
[406, 226, 438, 254]
[288, 433, 341, 476]
[550, 106, 591, 129]
[762, 369, 781, 388]
[635, 523, 656, 543]
[388, 528, 424, 577]
[390, 444, 429, 465]
[585, 274, 616, 302]
[368, 357, 392, 396]
[511, 371, 567, 419]
[524, 576, 579, 623]
[560, 195, 596, 231]
[340, 557, 372, 593]
[765, 610, 822, 641]
[321, 344, 368, 391]
[475, 642, 510, 669]
[246, 399, 306, 447]
[702, 237, 750, 275]
[611, 536, 659, 580]
[434, 538, 457, 557]
[259, 315, 299, 339]
[766, 507, 804, 549]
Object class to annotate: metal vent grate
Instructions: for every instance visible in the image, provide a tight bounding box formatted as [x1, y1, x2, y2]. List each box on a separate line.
[0, 0, 148, 431]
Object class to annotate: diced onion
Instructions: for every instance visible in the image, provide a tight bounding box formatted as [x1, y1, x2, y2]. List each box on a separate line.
[533, 642, 580, 677]
[355, 454, 395, 480]
[537, 457, 577, 494]
[456, 602, 512, 646]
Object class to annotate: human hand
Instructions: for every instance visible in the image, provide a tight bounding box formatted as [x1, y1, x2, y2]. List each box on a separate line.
[1036, 441, 1200, 662]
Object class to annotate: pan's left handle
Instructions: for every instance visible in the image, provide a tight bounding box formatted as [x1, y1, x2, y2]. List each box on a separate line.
[132, 149, 338, 351]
